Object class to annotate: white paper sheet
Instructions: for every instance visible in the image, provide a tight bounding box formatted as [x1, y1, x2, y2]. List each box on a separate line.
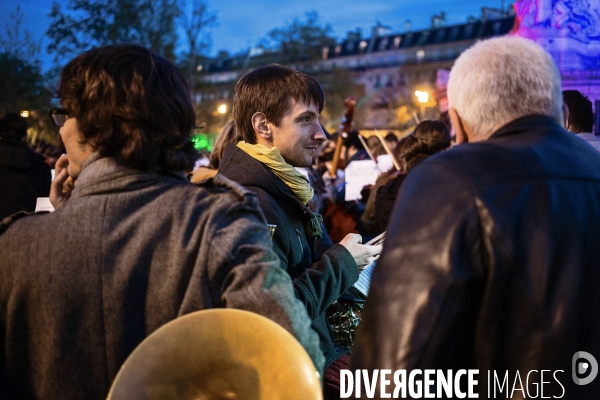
[35, 197, 55, 213]
[344, 160, 379, 201]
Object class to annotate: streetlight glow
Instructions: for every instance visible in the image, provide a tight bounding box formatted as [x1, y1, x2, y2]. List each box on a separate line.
[217, 104, 227, 114]
[20, 110, 30, 118]
[414, 90, 429, 103]
[415, 91, 429, 120]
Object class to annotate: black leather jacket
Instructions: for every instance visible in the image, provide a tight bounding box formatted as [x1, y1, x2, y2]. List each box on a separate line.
[352, 115, 600, 398]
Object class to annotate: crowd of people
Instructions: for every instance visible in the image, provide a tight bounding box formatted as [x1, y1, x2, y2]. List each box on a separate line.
[1, 34, 600, 399]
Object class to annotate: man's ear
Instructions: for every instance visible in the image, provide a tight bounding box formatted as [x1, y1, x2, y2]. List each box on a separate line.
[449, 108, 468, 144]
[562, 104, 570, 130]
[251, 112, 272, 142]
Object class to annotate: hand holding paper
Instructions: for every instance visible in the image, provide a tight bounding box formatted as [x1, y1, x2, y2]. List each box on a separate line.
[352, 231, 386, 296]
[340, 233, 382, 270]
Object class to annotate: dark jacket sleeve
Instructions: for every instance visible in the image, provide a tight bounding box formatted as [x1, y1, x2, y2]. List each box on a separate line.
[290, 243, 359, 319]
[257, 191, 359, 320]
[204, 184, 326, 373]
[352, 161, 487, 373]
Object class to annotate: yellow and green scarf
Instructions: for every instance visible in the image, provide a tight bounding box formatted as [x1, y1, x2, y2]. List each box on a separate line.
[237, 141, 314, 204]
[237, 141, 323, 239]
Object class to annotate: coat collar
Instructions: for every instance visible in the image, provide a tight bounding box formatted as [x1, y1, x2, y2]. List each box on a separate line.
[219, 143, 323, 231]
[489, 114, 563, 140]
[220, 143, 302, 206]
[71, 153, 187, 199]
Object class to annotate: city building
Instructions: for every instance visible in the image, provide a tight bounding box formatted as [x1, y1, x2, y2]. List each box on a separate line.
[197, 8, 515, 130]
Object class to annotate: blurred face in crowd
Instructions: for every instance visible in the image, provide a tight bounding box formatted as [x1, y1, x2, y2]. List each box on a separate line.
[60, 117, 94, 179]
[262, 99, 327, 168]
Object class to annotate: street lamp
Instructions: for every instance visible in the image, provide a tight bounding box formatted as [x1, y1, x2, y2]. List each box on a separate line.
[20, 110, 30, 118]
[415, 90, 429, 120]
[217, 104, 227, 115]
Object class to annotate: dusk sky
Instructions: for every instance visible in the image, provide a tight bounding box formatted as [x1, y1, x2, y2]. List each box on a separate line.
[1, 0, 510, 71]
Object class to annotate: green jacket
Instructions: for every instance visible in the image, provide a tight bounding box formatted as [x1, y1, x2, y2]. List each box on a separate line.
[219, 144, 359, 368]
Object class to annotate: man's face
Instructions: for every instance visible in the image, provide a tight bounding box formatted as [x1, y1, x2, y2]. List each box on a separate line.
[269, 99, 326, 167]
[60, 117, 93, 179]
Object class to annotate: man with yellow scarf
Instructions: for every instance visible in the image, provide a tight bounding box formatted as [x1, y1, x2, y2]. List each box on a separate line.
[218, 64, 382, 399]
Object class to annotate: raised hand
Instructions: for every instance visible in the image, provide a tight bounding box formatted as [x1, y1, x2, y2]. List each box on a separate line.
[49, 154, 76, 210]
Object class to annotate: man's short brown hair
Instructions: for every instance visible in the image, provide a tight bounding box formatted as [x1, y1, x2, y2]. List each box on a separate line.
[58, 44, 198, 171]
[233, 64, 325, 144]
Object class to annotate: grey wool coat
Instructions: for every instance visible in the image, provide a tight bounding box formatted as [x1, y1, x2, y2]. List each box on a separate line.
[0, 154, 323, 400]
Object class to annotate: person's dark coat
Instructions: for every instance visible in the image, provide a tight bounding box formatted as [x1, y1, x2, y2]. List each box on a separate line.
[373, 155, 429, 234]
[373, 172, 407, 234]
[353, 115, 600, 398]
[219, 143, 358, 369]
[0, 143, 51, 220]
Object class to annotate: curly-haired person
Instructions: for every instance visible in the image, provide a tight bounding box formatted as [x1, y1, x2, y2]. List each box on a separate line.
[0, 44, 323, 400]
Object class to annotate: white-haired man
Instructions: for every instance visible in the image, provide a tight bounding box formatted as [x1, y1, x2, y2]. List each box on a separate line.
[351, 36, 600, 398]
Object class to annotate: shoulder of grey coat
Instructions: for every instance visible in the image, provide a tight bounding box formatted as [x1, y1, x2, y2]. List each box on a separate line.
[195, 173, 262, 210]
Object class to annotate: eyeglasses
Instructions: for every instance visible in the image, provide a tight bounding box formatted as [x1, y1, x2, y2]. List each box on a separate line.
[49, 108, 69, 127]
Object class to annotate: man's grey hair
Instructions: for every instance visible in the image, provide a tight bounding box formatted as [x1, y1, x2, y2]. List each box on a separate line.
[447, 36, 563, 139]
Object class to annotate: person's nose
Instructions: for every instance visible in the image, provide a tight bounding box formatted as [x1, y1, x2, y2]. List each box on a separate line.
[313, 124, 327, 142]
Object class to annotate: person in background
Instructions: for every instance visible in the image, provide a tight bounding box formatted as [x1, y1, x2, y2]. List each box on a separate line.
[562, 89, 600, 152]
[343, 130, 369, 163]
[352, 36, 600, 398]
[0, 45, 323, 400]
[359, 134, 411, 237]
[372, 120, 451, 235]
[365, 135, 385, 159]
[190, 120, 239, 183]
[383, 132, 398, 152]
[0, 112, 51, 220]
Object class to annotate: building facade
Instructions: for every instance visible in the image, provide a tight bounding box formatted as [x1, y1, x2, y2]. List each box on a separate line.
[197, 8, 515, 130]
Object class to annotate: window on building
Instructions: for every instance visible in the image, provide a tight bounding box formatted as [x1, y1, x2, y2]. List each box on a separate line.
[494, 22, 501, 35]
[436, 29, 445, 42]
[379, 37, 389, 51]
[322, 47, 329, 61]
[464, 24, 473, 38]
[394, 36, 402, 48]
[335, 45, 342, 55]
[449, 27, 458, 41]
[416, 50, 425, 62]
